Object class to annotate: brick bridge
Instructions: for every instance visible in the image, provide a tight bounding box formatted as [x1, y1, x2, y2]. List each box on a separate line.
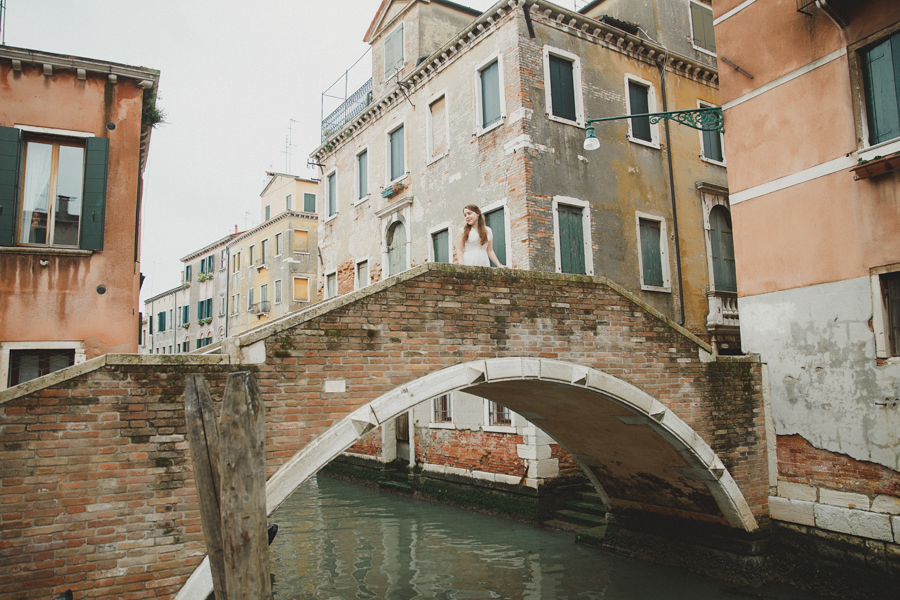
[0, 264, 769, 600]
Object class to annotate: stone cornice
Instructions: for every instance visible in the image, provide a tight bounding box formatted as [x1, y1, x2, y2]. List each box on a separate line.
[0, 45, 160, 87]
[312, 0, 719, 162]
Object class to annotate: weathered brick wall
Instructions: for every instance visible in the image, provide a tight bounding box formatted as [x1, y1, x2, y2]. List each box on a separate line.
[416, 429, 527, 477]
[347, 427, 381, 457]
[554, 445, 582, 476]
[0, 265, 767, 599]
[777, 434, 900, 497]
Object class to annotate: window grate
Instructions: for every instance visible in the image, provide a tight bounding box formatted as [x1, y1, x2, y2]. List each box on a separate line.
[796, 0, 817, 15]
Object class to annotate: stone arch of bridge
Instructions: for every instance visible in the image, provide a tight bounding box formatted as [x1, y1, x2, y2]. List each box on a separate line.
[178, 357, 758, 599]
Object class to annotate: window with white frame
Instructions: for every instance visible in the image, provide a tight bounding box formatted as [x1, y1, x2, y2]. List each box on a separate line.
[431, 228, 451, 263]
[543, 46, 584, 126]
[872, 264, 900, 359]
[248, 245, 255, 267]
[387, 124, 405, 183]
[476, 55, 505, 133]
[860, 31, 900, 147]
[355, 259, 369, 290]
[699, 101, 725, 164]
[5, 348, 76, 388]
[247, 287, 255, 310]
[303, 192, 316, 213]
[260, 284, 268, 308]
[231, 293, 239, 314]
[285, 194, 292, 211]
[552, 197, 594, 276]
[325, 271, 337, 299]
[427, 93, 449, 162]
[294, 229, 309, 253]
[625, 76, 659, 147]
[274, 279, 282, 305]
[261, 238, 268, 263]
[384, 23, 404, 76]
[293, 277, 309, 302]
[689, 1, 716, 55]
[356, 149, 369, 201]
[483, 199, 509, 268]
[636, 212, 671, 292]
[484, 400, 515, 433]
[275, 233, 282, 256]
[326, 171, 338, 218]
[264, 205, 270, 221]
[386, 220, 407, 276]
[431, 394, 453, 426]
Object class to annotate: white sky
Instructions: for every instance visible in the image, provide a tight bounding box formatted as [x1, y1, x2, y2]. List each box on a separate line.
[3, 0, 573, 303]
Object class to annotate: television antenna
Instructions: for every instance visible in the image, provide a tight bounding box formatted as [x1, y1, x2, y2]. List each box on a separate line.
[283, 119, 301, 173]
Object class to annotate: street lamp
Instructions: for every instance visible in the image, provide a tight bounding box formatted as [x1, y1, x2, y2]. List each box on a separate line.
[582, 106, 724, 150]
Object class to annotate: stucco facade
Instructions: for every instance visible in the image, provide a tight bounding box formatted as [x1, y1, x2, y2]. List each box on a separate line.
[0, 46, 159, 390]
[311, 0, 733, 349]
[178, 234, 236, 351]
[714, 0, 900, 549]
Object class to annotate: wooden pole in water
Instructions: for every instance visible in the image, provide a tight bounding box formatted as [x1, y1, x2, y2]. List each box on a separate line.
[218, 371, 271, 599]
[184, 374, 229, 598]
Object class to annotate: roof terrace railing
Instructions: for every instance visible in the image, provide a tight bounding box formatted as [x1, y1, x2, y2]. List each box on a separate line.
[321, 78, 372, 143]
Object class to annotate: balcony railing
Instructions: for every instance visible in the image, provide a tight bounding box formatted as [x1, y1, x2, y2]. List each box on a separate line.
[250, 301, 271, 315]
[706, 292, 739, 330]
[321, 78, 372, 143]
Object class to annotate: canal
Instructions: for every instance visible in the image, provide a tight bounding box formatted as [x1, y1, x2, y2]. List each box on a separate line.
[269, 476, 825, 600]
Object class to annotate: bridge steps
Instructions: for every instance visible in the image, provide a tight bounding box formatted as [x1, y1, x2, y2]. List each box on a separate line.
[543, 484, 608, 535]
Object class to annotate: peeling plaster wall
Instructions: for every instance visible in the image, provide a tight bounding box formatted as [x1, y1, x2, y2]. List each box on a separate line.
[740, 277, 900, 471]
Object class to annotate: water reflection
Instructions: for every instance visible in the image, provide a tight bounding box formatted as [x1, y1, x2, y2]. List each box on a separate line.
[270, 476, 822, 600]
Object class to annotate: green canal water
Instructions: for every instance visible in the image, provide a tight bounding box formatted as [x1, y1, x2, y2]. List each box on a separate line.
[270, 476, 824, 600]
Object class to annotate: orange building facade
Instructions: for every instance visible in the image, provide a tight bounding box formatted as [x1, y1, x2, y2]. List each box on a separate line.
[0, 46, 160, 390]
[715, 1, 900, 550]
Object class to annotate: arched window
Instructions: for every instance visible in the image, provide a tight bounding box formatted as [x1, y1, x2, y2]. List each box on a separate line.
[387, 221, 407, 276]
[709, 205, 736, 292]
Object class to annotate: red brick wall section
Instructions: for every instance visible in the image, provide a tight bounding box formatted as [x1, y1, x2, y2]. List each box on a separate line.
[416, 429, 526, 477]
[554, 445, 582, 476]
[346, 427, 382, 458]
[337, 260, 355, 296]
[0, 265, 768, 599]
[777, 434, 900, 497]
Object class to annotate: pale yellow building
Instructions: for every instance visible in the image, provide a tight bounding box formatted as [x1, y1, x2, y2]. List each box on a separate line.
[225, 173, 319, 336]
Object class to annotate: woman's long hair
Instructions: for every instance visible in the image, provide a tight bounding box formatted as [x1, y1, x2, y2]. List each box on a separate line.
[463, 204, 489, 246]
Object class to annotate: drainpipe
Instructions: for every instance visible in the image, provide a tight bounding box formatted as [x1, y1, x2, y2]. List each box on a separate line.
[657, 58, 686, 327]
[224, 245, 230, 340]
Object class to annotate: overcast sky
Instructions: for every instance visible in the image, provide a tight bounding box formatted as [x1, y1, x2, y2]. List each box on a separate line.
[4, 0, 566, 303]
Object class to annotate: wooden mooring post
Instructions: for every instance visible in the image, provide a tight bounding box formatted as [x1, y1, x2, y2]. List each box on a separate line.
[184, 372, 271, 600]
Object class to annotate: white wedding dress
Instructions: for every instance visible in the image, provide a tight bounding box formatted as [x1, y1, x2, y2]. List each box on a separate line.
[462, 226, 493, 267]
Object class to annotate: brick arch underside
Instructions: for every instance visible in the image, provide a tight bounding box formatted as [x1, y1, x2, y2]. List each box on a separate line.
[178, 359, 758, 600]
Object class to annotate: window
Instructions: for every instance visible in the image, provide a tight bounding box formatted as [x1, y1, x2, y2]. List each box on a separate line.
[285, 194, 292, 211]
[356, 150, 368, 200]
[356, 260, 368, 289]
[231, 252, 240, 273]
[388, 125, 405, 182]
[552, 198, 594, 276]
[637, 213, 671, 292]
[264, 205, 270, 221]
[248, 288, 255, 310]
[169, 309, 173, 329]
[431, 228, 450, 263]
[862, 31, 900, 146]
[477, 57, 504, 131]
[249, 245, 255, 267]
[384, 23, 404, 76]
[325, 272, 337, 299]
[625, 76, 658, 146]
[432, 394, 452, 424]
[260, 284, 269, 311]
[185, 265, 192, 282]
[231, 293, 240, 315]
[872, 266, 900, 358]
[0, 128, 108, 250]
[261, 239, 268, 262]
[690, 1, 716, 55]
[197, 298, 213, 321]
[207, 255, 215, 272]
[484, 207, 507, 268]
[275, 233, 282, 256]
[708, 206, 736, 292]
[219, 296, 226, 316]
[182, 305, 190, 325]
[293, 277, 309, 302]
[220, 249, 226, 270]
[182, 341, 189, 353]
[326, 172, 337, 218]
[274, 279, 282, 305]
[303, 192, 316, 213]
[157, 311, 166, 333]
[489, 401, 511, 426]
[427, 94, 448, 161]
[543, 47, 583, 125]
[8, 349, 75, 387]
[294, 229, 309, 253]
[699, 101, 725, 163]
[387, 221, 407, 276]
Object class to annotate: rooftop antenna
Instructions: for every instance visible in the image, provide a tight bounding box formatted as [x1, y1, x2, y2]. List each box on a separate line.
[283, 119, 300, 173]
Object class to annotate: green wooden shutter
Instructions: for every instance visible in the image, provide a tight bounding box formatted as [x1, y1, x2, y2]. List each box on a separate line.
[558, 204, 585, 274]
[628, 82, 652, 142]
[79, 137, 109, 251]
[303, 193, 316, 213]
[481, 61, 501, 127]
[639, 219, 664, 287]
[885, 272, 900, 356]
[390, 126, 405, 181]
[863, 35, 900, 145]
[388, 221, 406, 276]
[709, 207, 737, 292]
[703, 5, 716, 53]
[549, 54, 576, 121]
[432, 229, 449, 263]
[327, 173, 336, 216]
[0, 126, 22, 247]
[358, 151, 368, 198]
[384, 25, 403, 75]
[485, 208, 506, 267]
[702, 123, 724, 162]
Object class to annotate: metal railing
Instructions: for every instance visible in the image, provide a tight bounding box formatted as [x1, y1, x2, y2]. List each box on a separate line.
[250, 301, 271, 315]
[321, 78, 372, 142]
